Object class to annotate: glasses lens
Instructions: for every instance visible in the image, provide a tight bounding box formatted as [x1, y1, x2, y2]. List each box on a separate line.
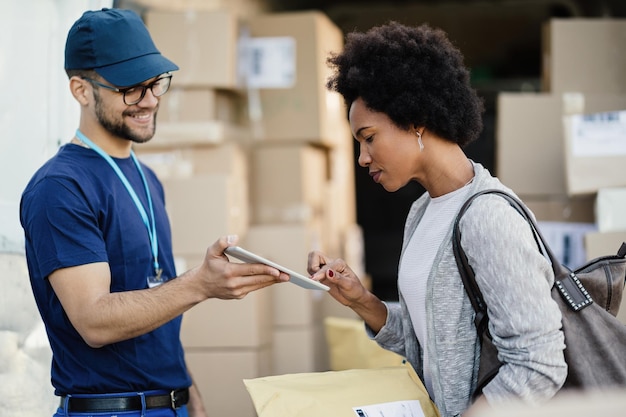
[124, 86, 144, 105]
[123, 76, 172, 105]
[151, 76, 172, 97]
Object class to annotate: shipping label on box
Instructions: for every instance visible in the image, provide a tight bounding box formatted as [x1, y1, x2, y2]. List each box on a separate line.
[497, 93, 626, 197]
[563, 110, 626, 194]
[246, 11, 348, 145]
[242, 37, 296, 89]
[568, 111, 626, 157]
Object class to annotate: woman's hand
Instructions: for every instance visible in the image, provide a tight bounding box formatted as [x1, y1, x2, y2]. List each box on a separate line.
[308, 250, 387, 333]
[307, 251, 368, 307]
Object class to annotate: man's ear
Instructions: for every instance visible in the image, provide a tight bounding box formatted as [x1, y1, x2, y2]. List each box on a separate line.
[69, 76, 91, 106]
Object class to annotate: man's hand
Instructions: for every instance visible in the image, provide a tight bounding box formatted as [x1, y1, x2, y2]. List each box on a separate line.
[195, 235, 290, 300]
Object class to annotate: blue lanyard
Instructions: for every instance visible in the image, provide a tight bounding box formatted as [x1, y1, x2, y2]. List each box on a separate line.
[75, 130, 161, 278]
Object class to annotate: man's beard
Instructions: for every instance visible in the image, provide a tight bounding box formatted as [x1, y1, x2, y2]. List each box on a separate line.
[94, 90, 157, 144]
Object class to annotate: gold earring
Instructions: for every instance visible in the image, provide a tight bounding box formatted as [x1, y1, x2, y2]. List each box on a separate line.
[416, 131, 424, 151]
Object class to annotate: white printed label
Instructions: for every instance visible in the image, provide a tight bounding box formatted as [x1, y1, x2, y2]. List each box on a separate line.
[242, 37, 296, 89]
[568, 110, 626, 157]
[353, 400, 426, 417]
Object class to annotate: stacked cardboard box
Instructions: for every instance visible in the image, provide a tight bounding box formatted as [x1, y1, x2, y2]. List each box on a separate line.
[136, 8, 361, 416]
[244, 11, 348, 147]
[177, 253, 273, 417]
[137, 142, 260, 417]
[541, 19, 626, 95]
[243, 224, 328, 373]
[144, 9, 250, 148]
[131, 0, 269, 18]
[242, 11, 361, 376]
[496, 18, 626, 268]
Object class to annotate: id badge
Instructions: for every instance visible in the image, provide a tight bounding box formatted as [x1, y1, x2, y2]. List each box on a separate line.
[147, 268, 166, 288]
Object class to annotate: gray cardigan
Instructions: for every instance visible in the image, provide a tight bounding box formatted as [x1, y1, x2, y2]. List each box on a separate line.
[367, 162, 567, 417]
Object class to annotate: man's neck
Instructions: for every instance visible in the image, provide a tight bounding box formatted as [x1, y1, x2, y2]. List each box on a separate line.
[76, 126, 133, 158]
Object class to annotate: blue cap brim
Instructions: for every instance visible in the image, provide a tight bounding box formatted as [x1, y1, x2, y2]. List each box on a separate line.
[95, 52, 179, 87]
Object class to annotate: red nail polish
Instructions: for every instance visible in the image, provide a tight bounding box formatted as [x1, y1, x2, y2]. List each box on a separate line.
[328, 270, 334, 278]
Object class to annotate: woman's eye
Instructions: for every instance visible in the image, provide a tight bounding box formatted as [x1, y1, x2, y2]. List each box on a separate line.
[365, 136, 374, 143]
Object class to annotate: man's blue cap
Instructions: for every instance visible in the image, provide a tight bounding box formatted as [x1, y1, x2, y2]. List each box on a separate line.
[64, 8, 178, 87]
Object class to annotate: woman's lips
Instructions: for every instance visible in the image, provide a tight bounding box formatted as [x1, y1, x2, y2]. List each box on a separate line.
[369, 171, 381, 183]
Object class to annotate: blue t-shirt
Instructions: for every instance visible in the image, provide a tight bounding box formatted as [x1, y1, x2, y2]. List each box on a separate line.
[20, 144, 191, 395]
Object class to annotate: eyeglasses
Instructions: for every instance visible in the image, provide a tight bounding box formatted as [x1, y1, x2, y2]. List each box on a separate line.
[82, 74, 172, 106]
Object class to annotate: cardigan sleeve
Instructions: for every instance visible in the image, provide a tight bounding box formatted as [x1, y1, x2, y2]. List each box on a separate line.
[365, 301, 408, 357]
[460, 194, 567, 404]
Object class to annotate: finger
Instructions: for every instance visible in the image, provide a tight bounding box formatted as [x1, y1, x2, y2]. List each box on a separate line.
[225, 271, 288, 299]
[228, 261, 281, 279]
[323, 268, 347, 287]
[307, 250, 328, 274]
[208, 234, 239, 259]
[310, 266, 328, 282]
[244, 274, 288, 293]
[326, 269, 338, 281]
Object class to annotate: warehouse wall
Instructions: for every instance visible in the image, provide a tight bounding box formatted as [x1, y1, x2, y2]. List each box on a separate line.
[0, 1, 111, 415]
[0, 0, 111, 252]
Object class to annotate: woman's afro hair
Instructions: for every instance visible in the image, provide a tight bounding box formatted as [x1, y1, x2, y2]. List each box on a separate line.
[327, 21, 484, 147]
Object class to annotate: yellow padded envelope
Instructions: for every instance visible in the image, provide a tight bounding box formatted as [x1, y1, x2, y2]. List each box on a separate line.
[244, 362, 440, 417]
[324, 316, 405, 370]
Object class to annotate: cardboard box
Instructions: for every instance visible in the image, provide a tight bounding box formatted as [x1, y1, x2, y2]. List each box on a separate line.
[179, 257, 273, 348]
[245, 11, 350, 146]
[146, 10, 240, 88]
[563, 110, 626, 195]
[137, 142, 249, 180]
[336, 223, 366, 280]
[133, 0, 266, 17]
[185, 347, 272, 417]
[242, 223, 326, 327]
[596, 187, 626, 232]
[584, 231, 626, 260]
[272, 324, 327, 374]
[146, 120, 250, 148]
[542, 19, 626, 94]
[163, 174, 249, 254]
[321, 293, 360, 322]
[497, 94, 564, 196]
[524, 195, 595, 223]
[249, 143, 328, 224]
[323, 137, 358, 254]
[496, 93, 626, 196]
[147, 120, 250, 149]
[159, 87, 245, 124]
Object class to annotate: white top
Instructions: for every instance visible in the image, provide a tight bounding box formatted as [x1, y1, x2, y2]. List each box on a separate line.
[398, 184, 471, 399]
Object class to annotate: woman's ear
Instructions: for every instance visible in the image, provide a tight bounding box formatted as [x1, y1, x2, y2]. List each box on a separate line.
[69, 76, 91, 106]
[411, 124, 425, 151]
[410, 124, 425, 135]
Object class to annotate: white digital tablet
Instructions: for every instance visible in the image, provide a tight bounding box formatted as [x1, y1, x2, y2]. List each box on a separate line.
[224, 246, 330, 291]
